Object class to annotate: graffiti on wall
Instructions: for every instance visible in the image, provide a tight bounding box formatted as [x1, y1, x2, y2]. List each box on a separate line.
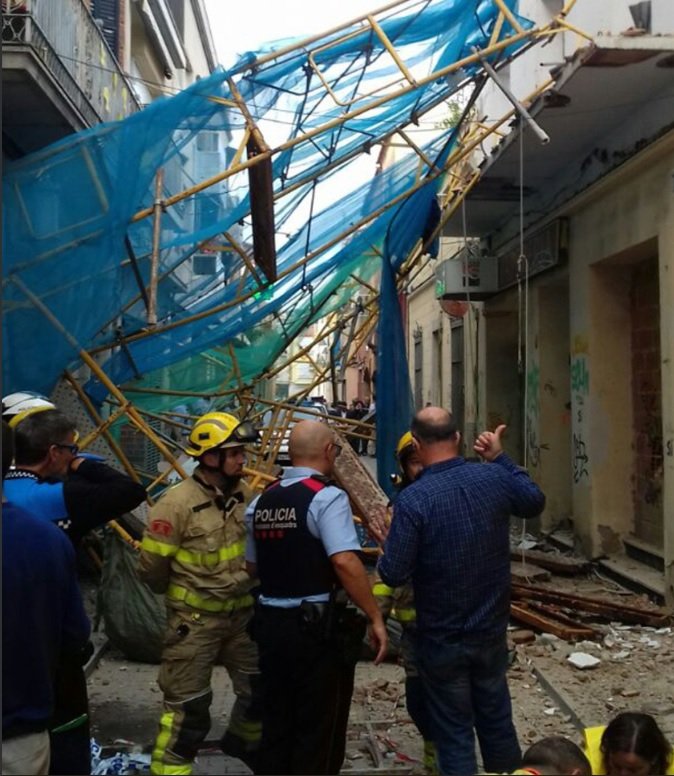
[572, 432, 589, 483]
[571, 334, 590, 483]
[570, 355, 589, 401]
[526, 364, 541, 468]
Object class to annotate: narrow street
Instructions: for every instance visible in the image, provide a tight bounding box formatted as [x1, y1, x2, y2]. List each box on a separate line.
[85, 566, 674, 774]
[85, 447, 674, 773]
[3, 1, 674, 775]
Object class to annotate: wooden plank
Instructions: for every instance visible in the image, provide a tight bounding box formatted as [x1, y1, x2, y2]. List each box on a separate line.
[525, 601, 599, 638]
[247, 135, 277, 283]
[510, 603, 596, 641]
[333, 432, 389, 533]
[512, 583, 671, 627]
[510, 548, 588, 575]
[510, 561, 550, 583]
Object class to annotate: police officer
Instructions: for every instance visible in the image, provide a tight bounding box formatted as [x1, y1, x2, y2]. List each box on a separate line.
[247, 419, 387, 775]
[138, 412, 262, 775]
[2, 393, 146, 544]
[2, 395, 147, 776]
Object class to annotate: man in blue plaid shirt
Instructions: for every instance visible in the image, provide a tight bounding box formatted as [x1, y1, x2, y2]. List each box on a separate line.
[377, 407, 545, 776]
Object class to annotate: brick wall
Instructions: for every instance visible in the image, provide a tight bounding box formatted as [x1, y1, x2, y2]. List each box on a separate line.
[631, 257, 663, 547]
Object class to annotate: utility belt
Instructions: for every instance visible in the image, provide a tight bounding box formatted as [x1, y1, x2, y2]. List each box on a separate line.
[257, 594, 367, 663]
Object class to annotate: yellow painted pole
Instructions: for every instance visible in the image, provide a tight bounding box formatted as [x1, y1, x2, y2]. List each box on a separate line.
[367, 14, 417, 86]
[492, 0, 524, 33]
[131, 25, 545, 223]
[10, 276, 189, 480]
[148, 169, 164, 327]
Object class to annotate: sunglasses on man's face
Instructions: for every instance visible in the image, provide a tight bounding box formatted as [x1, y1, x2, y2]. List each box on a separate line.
[52, 442, 80, 456]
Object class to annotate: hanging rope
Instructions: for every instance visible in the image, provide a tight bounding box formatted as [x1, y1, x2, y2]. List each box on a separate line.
[516, 121, 533, 571]
[516, 122, 530, 471]
[460, 195, 479, 452]
[301, 179, 318, 313]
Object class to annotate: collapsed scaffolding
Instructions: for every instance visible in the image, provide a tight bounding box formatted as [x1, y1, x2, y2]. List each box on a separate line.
[2, 0, 591, 522]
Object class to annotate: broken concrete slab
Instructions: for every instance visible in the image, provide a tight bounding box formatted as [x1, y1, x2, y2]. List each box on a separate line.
[567, 652, 601, 669]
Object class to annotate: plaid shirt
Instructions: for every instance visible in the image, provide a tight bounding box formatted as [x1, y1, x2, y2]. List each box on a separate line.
[377, 454, 545, 639]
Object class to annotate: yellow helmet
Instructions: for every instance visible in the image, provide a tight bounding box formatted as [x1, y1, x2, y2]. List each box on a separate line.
[396, 431, 415, 461]
[184, 412, 258, 457]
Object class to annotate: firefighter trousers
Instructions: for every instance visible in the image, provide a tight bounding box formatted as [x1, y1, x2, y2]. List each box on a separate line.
[150, 607, 261, 775]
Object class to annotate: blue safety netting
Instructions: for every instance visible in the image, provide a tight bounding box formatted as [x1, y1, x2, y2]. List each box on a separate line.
[2, 0, 532, 491]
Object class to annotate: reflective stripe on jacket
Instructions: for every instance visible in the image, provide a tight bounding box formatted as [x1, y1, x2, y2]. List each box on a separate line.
[138, 473, 254, 614]
[372, 574, 416, 625]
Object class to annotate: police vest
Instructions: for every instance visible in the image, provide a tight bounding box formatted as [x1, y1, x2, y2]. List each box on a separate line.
[252, 476, 337, 598]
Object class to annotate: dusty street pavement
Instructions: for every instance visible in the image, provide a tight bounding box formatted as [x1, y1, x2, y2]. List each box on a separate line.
[87, 569, 674, 775]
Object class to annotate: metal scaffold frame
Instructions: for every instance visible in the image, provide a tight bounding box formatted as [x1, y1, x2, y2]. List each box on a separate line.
[5, 0, 592, 521]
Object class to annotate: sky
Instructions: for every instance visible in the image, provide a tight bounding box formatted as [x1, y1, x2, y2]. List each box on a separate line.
[202, 0, 404, 238]
[204, 0, 390, 69]
[201, 0, 454, 244]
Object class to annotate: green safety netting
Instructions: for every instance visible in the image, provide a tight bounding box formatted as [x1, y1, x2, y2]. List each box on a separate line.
[2, 0, 532, 491]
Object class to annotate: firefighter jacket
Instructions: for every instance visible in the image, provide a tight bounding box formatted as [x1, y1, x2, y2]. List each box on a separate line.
[138, 472, 255, 615]
[372, 570, 416, 627]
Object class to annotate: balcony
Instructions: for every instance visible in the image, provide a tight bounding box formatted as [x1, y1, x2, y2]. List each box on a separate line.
[2, 0, 141, 158]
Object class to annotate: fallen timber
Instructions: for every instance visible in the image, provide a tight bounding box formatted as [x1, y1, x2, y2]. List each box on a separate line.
[510, 602, 597, 642]
[511, 582, 671, 628]
[509, 548, 589, 575]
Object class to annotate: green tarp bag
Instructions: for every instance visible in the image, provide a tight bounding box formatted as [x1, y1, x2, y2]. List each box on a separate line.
[98, 530, 166, 663]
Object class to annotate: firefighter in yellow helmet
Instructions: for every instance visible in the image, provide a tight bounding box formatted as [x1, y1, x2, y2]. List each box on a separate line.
[372, 431, 437, 773]
[138, 412, 262, 775]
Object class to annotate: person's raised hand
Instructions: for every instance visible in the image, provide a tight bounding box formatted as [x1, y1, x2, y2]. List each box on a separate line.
[473, 424, 506, 462]
[366, 505, 390, 548]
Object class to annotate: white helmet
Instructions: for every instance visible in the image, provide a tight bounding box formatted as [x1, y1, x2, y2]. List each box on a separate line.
[2, 391, 56, 428]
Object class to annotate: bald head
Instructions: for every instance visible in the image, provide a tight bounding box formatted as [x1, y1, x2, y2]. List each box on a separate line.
[412, 406, 456, 443]
[289, 420, 337, 473]
[410, 406, 459, 465]
[417, 406, 452, 428]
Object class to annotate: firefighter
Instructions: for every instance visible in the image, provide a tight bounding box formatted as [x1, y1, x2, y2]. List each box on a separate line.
[138, 411, 262, 776]
[372, 431, 437, 774]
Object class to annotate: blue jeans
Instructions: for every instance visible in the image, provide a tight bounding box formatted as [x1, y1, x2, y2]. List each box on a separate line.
[416, 632, 521, 776]
[399, 629, 434, 742]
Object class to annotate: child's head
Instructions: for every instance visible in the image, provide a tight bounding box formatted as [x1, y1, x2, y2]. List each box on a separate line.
[601, 712, 672, 776]
[520, 736, 591, 775]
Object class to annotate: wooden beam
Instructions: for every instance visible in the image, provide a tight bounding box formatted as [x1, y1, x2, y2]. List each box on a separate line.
[512, 583, 671, 627]
[510, 549, 588, 575]
[510, 603, 596, 641]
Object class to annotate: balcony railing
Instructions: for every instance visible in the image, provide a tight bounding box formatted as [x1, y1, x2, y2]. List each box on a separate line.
[2, 0, 141, 126]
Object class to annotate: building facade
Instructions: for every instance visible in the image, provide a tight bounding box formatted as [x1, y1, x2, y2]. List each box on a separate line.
[421, 0, 674, 602]
[2, 0, 217, 160]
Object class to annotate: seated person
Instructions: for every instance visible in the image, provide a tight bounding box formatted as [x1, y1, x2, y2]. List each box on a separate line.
[584, 712, 673, 775]
[513, 736, 591, 775]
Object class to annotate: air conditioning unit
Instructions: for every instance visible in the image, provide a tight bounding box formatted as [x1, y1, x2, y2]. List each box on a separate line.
[192, 252, 218, 275]
[435, 249, 498, 300]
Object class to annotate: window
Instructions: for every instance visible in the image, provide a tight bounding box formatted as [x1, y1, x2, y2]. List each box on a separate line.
[196, 132, 219, 152]
[92, 0, 119, 57]
[414, 338, 423, 410]
[432, 328, 443, 405]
